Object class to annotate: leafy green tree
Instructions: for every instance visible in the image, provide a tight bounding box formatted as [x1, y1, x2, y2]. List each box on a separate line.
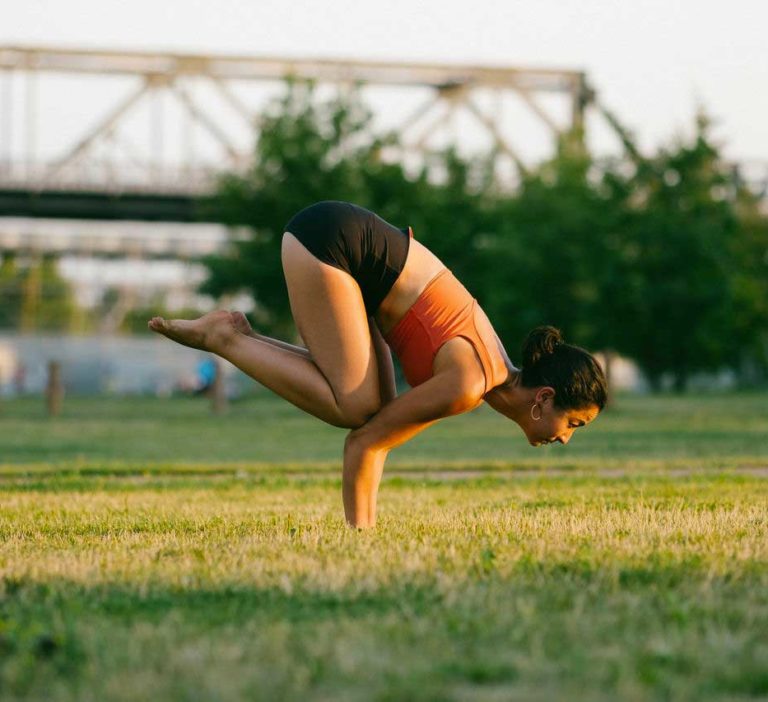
[201, 81, 767, 393]
[396, 148, 498, 298]
[201, 81, 409, 337]
[478, 132, 616, 360]
[0, 254, 23, 329]
[41, 256, 78, 331]
[0, 254, 78, 332]
[602, 113, 747, 390]
[728, 186, 768, 382]
[201, 79, 500, 340]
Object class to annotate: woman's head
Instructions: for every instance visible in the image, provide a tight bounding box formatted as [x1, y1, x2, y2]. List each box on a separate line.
[520, 326, 607, 411]
[516, 326, 607, 446]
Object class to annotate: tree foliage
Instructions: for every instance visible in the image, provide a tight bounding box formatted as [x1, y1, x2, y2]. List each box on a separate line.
[478, 133, 614, 356]
[201, 81, 497, 339]
[202, 84, 768, 390]
[0, 254, 78, 332]
[200, 81, 408, 337]
[601, 114, 764, 389]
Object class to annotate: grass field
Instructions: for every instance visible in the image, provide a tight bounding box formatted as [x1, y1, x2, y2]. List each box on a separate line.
[1, 392, 767, 701]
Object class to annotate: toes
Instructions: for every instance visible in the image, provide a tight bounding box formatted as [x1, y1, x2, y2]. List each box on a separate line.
[230, 311, 251, 335]
[148, 317, 167, 332]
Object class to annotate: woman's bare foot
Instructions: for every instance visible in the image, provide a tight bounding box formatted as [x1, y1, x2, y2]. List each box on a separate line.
[230, 311, 256, 338]
[148, 310, 238, 352]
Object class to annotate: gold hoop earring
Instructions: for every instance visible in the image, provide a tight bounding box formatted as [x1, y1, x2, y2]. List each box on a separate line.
[531, 403, 542, 421]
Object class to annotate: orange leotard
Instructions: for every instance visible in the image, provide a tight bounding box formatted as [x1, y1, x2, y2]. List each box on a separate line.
[383, 268, 509, 393]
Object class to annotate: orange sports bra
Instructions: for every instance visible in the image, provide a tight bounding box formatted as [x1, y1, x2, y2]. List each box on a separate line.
[383, 268, 509, 393]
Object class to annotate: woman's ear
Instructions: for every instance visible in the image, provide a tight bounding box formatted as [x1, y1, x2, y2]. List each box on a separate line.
[535, 386, 556, 404]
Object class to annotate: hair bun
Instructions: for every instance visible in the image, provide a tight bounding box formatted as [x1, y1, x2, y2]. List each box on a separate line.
[521, 325, 564, 368]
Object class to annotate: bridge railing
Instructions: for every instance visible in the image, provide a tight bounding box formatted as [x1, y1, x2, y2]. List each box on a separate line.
[0, 159, 223, 195]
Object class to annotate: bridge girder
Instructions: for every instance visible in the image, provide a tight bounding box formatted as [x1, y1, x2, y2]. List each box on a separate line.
[1, 45, 763, 207]
[0, 216, 236, 259]
[0, 44, 592, 193]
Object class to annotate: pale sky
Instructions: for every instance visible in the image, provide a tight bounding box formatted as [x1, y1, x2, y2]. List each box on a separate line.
[3, 0, 768, 165]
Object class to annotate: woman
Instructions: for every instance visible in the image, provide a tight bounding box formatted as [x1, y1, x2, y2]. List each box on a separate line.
[149, 201, 607, 528]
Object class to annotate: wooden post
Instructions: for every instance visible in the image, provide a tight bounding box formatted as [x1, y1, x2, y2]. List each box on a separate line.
[46, 360, 64, 417]
[210, 358, 227, 415]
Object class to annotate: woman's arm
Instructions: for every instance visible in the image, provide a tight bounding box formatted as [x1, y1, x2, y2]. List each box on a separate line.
[368, 316, 397, 405]
[342, 367, 484, 527]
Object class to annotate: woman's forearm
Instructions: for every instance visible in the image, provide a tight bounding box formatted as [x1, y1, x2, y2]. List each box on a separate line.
[368, 317, 397, 405]
[342, 434, 388, 528]
[339, 369, 477, 528]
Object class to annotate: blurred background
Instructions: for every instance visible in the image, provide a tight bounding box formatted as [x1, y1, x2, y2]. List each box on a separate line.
[1, 0, 766, 402]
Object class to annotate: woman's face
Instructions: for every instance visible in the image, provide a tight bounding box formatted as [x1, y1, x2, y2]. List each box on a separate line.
[524, 388, 599, 447]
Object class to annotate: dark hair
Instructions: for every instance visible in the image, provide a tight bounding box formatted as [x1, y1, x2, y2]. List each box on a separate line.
[519, 326, 607, 410]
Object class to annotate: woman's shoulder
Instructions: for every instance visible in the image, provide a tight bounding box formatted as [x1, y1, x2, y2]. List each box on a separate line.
[468, 303, 511, 382]
[433, 337, 489, 404]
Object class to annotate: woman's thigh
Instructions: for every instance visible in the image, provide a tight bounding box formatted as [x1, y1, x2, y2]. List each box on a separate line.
[281, 231, 381, 418]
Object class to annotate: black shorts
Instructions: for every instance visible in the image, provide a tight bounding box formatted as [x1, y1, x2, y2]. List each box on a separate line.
[284, 201, 413, 316]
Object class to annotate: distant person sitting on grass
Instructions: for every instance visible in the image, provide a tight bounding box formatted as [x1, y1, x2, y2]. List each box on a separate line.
[149, 201, 607, 528]
[194, 356, 217, 396]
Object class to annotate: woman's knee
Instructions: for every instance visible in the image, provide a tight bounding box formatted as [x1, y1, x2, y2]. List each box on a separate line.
[337, 392, 382, 429]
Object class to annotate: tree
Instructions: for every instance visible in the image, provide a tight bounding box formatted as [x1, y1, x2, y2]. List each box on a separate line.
[0, 254, 23, 329]
[201, 81, 402, 337]
[728, 185, 768, 383]
[0, 254, 78, 332]
[202, 83, 768, 392]
[603, 113, 746, 390]
[200, 81, 491, 339]
[477, 131, 617, 361]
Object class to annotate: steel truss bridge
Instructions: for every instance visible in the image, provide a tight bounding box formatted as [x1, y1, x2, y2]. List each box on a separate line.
[0, 44, 606, 265]
[0, 45, 764, 326]
[0, 44, 595, 194]
[2, 45, 766, 233]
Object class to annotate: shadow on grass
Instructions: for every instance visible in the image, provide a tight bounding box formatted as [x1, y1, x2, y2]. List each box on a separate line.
[2, 564, 768, 700]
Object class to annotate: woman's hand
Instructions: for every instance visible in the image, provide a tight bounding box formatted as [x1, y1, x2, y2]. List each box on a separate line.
[339, 368, 482, 528]
[342, 428, 389, 528]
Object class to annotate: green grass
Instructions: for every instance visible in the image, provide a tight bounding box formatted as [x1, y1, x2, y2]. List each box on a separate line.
[1, 391, 766, 468]
[0, 392, 767, 701]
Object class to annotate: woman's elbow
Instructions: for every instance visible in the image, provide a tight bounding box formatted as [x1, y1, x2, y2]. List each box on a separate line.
[445, 380, 485, 415]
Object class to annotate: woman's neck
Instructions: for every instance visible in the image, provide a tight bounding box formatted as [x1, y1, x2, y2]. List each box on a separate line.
[483, 370, 531, 424]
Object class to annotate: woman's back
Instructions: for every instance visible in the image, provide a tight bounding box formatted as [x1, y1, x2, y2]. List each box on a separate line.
[373, 236, 448, 335]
